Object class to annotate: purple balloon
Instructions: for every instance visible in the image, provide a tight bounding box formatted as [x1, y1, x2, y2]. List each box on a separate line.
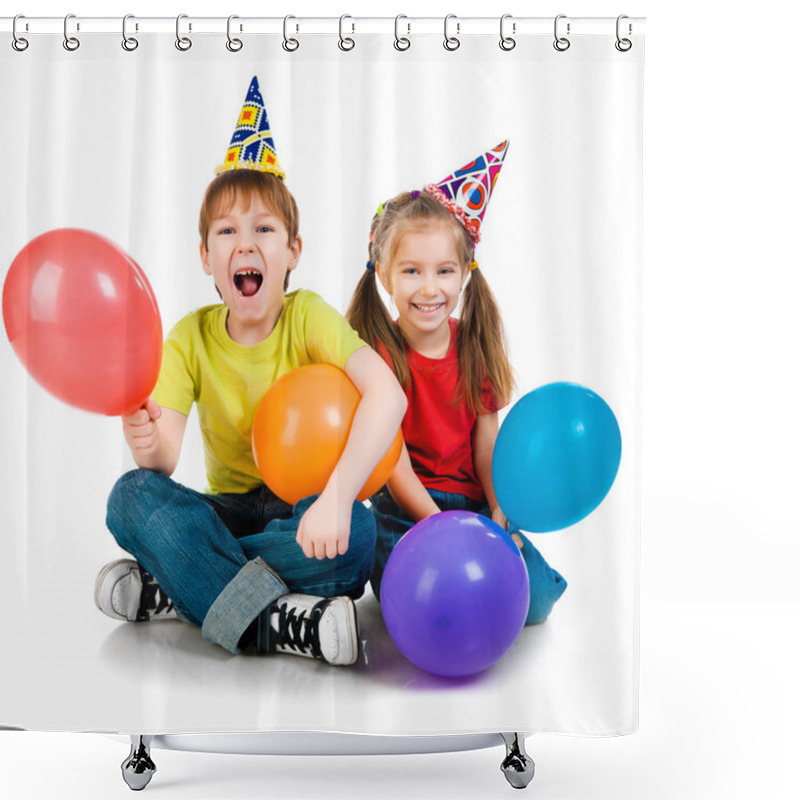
[381, 511, 529, 677]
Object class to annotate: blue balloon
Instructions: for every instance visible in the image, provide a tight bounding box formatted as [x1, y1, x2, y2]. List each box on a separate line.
[492, 382, 622, 532]
[381, 511, 529, 677]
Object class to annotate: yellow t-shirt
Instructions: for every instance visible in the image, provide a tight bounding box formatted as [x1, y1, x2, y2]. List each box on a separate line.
[153, 289, 366, 494]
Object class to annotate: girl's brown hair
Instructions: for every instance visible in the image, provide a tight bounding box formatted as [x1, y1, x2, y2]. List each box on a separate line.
[346, 191, 514, 414]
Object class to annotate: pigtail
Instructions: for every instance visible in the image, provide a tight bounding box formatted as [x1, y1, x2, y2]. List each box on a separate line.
[345, 212, 410, 387]
[457, 266, 515, 414]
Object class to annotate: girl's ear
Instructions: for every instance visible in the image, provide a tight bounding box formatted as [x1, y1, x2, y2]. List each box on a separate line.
[376, 262, 391, 294]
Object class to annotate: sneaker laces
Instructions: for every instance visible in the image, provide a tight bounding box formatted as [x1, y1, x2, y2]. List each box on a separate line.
[137, 570, 175, 622]
[273, 602, 324, 660]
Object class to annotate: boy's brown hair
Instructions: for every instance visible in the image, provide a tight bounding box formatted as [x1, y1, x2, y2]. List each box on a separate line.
[199, 170, 300, 290]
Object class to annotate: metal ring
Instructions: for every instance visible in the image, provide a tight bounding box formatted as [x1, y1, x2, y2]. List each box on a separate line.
[175, 14, 192, 51]
[499, 14, 516, 51]
[283, 15, 299, 52]
[443, 14, 460, 51]
[226, 15, 243, 52]
[615, 15, 632, 52]
[122, 14, 139, 51]
[12, 15, 29, 51]
[63, 14, 80, 51]
[553, 14, 570, 52]
[394, 15, 411, 51]
[338, 15, 355, 51]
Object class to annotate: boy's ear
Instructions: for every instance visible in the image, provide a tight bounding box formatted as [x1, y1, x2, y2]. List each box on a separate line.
[200, 242, 212, 275]
[287, 235, 302, 272]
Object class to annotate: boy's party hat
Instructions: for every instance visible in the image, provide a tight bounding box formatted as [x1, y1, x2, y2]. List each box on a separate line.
[424, 141, 509, 244]
[216, 76, 285, 179]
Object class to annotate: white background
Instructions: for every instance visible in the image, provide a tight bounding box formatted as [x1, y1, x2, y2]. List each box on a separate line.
[1, 1, 798, 799]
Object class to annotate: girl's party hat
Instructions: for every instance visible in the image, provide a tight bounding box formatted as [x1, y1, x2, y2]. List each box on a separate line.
[424, 141, 509, 243]
[216, 76, 285, 179]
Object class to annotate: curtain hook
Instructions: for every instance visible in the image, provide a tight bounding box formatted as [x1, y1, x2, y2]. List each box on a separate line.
[63, 13, 80, 51]
[338, 15, 355, 51]
[615, 15, 632, 52]
[394, 15, 411, 51]
[12, 15, 29, 52]
[553, 14, 570, 52]
[122, 14, 139, 51]
[283, 15, 299, 52]
[226, 15, 243, 52]
[499, 14, 516, 51]
[175, 14, 192, 51]
[443, 14, 460, 51]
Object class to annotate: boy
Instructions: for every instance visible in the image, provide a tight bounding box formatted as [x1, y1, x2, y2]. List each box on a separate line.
[94, 77, 406, 666]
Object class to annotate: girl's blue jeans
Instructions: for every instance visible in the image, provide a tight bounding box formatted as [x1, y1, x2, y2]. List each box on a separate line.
[370, 488, 567, 625]
[106, 469, 376, 654]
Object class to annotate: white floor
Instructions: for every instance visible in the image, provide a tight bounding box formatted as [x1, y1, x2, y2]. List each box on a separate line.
[2, 595, 797, 799]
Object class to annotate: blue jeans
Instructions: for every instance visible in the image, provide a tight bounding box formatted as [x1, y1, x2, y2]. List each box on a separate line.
[370, 488, 567, 625]
[106, 469, 376, 654]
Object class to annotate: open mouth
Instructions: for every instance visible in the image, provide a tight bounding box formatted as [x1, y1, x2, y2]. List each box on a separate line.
[233, 269, 264, 297]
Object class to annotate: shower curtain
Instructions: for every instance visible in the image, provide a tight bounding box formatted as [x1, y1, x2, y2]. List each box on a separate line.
[0, 17, 643, 737]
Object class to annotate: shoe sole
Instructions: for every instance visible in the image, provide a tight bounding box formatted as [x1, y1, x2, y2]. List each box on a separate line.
[94, 558, 139, 621]
[334, 597, 360, 666]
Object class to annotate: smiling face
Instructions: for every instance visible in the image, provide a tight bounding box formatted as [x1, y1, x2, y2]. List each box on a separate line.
[200, 194, 301, 345]
[378, 220, 468, 352]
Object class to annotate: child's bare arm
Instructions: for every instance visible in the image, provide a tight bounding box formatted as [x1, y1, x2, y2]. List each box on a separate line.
[474, 412, 523, 547]
[473, 411, 506, 527]
[296, 347, 407, 560]
[386, 443, 440, 521]
[122, 398, 188, 476]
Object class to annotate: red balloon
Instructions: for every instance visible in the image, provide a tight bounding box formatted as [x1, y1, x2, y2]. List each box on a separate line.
[2, 228, 162, 416]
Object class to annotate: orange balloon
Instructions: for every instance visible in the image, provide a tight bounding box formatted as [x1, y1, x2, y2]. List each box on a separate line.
[252, 364, 403, 505]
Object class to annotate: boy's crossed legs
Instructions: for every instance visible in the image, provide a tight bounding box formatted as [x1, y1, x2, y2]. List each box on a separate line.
[98, 469, 376, 665]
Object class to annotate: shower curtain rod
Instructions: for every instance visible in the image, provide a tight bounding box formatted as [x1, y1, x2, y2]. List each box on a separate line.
[2, 15, 646, 37]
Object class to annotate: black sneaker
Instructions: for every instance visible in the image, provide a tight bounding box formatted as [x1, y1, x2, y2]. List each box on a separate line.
[256, 593, 359, 666]
[94, 559, 178, 622]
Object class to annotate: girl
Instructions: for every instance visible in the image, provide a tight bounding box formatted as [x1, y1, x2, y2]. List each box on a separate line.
[347, 142, 566, 625]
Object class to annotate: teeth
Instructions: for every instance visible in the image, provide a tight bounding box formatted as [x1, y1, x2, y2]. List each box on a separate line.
[236, 269, 260, 276]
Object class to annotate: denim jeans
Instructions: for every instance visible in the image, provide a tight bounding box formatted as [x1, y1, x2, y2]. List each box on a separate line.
[370, 488, 567, 625]
[106, 469, 376, 654]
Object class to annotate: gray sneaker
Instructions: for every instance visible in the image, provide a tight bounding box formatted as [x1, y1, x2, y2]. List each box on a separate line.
[257, 593, 359, 666]
[94, 559, 178, 623]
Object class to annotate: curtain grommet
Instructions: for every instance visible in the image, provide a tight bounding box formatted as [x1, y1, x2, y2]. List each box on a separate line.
[226, 15, 243, 52]
[283, 15, 299, 52]
[615, 15, 633, 52]
[443, 14, 460, 51]
[394, 15, 411, 51]
[121, 14, 139, 52]
[338, 15, 355, 51]
[63, 14, 80, 52]
[12, 15, 29, 51]
[175, 14, 192, 51]
[553, 14, 570, 52]
[499, 14, 516, 51]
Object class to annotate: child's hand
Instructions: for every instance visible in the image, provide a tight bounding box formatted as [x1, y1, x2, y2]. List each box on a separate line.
[296, 492, 352, 560]
[491, 505, 508, 532]
[122, 397, 162, 458]
[491, 506, 523, 551]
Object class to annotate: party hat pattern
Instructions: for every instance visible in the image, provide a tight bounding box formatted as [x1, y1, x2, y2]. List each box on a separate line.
[424, 141, 509, 243]
[216, 76, 285, 179]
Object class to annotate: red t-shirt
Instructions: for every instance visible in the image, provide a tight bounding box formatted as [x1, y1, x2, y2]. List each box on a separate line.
[379, 318, 504, 503]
